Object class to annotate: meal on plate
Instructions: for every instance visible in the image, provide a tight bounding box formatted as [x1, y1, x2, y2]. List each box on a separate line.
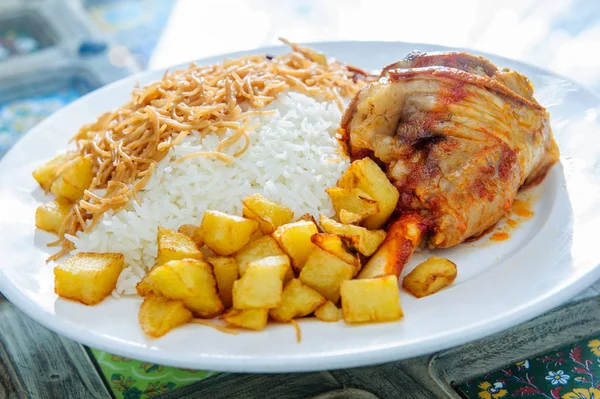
[32, 41, 559, 339]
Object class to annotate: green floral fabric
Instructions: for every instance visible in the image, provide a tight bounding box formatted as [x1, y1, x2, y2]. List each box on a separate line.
[89, 348, 219, 399]
[456, 336, 600, 399]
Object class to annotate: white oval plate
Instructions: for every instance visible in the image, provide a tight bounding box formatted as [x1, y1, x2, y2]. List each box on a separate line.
[1, 42, 600, 373]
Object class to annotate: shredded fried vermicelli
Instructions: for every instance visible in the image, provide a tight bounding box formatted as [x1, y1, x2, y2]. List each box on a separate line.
[46, 41, 368, 260]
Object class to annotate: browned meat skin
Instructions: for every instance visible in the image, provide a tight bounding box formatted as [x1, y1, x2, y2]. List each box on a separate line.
[341, 52, 559, 249]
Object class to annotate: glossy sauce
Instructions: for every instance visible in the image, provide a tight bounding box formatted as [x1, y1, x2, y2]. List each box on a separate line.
[490, 232, 510, 241]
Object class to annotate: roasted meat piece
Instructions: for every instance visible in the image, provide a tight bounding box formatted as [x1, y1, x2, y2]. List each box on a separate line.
[341, 52, 559, 276]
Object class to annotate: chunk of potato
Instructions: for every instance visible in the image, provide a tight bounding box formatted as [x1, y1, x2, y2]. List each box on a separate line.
[336, 158, 399, 229]
[314, 301, 342, 322]
[136, 274, 157, 297]
[200, 210, 258, 255]
[242, 193, 294, 234]
[296, 213, 319, 226]
[273, 220, 319, 273]
[269, 279, 326, 322]
[357, 214, 424, 279]
[138, 295, 192, 338]
[326, 187, 379, 224]
[32, 153, 70, 192]
[148, 259, 223, 318]
[221, 308, 269, 331]
[156, 226, 203, 266]
[50, 156, 94, 202]
[177, 224, 204, 249]
[319, 215, 386, 257]
[234, 235, 286, 276]
[311, 233, 360, 269]
[339, 209, 362, 225]
[340, 276, 403, 323]
[402, 257, 457, 298]
[207, 256, 239, 308]
[232, 255, 288, 309]
[35, 199, 71, 234]
[299, 247, 355, 303]
[54, 252, 124, 305]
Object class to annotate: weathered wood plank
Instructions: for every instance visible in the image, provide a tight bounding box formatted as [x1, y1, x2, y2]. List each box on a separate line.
[330, 363, 438, 399]
[157, 371, 341, 399]
[0, 295, 27, 399]
[0, 298, 112, 399]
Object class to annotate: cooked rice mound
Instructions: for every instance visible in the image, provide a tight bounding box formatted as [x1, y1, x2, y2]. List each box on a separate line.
[49, 42, 367, 261]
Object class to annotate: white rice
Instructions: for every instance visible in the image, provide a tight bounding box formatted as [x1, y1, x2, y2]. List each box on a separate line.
[68, 92, 350, 295]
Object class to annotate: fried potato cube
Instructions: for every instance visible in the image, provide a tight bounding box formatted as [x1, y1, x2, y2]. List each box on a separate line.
[269, 279, 326, 322]
[50, 156, 94, 202]
[340, 276, 403, 323]
[235, 235, 286, 276]
[314, 301, 342, 322]
[136, 274, 157, 297]
[149, 259, 223, 318]
[273, 220, 319, 273]
[200, 210, 258, 255]
[242, 193, 294, 234]
[337, 158, 399, 229]
[207, 256, 239, 308]
[299, 247, 355, 303]
[54, 252, 124, 305]
[402, 257, 457, 298]
[232, 256, 288, 309]
[35, 199, 71, 234]
[311, 233, 360, 268]
[319, 215, 386, 257]
[138, 295, 193, 338]
[32, 153, 70, 191]
[221, 308, 269, 331]
[326, 187, 379, 224]
[177, 224, 204, 249]
[156, 226, 203, 266]
[296, 213, 319, 225]
[339, 209, 362, 225]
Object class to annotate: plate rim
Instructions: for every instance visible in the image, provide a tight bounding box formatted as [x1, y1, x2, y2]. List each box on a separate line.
[1, 40, 599, 372]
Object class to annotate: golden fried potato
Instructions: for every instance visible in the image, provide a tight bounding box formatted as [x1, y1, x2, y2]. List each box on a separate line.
[340, 276, 403, 323]
[314, 301, 342, 322]
[357, 214, 424, 279]
[402, 257, 457, 298]
[35, 199, 71, 234]
[336, 158, 399, 229]
[177, 224, 204, 249]
[269, 279, 326, 322]
[311, 233, 360, 268]
[156, 226, 203, 266]
[325, 187, 379, 224]
[54, 252, 124, 305]
[200, 210, 258, 255]
[207, 256, 239, 308]
[32, 153, 70, 192]
[272, 220, 319, 273]
[138, 295, 192, 338]
[319, 215, 386, 257]
[50, 156, 94, 202]
[339, 209, 362, 225]
[222, 308, 269, 330]
[234, 235, 286, 276]
[232, 255, 288, 309]
[298, 247, 355, 303]
[149, 259, 223, 318]
[242, 193, 294, 234]
[296, 213, 319, 226]
[136, 274, 157, 297]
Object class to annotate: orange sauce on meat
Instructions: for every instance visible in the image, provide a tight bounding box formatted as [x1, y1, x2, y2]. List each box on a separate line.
[490, 232, 510, 241]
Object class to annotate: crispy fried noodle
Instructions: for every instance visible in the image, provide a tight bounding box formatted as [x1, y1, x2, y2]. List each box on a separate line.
[46, 41, 366, 261]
